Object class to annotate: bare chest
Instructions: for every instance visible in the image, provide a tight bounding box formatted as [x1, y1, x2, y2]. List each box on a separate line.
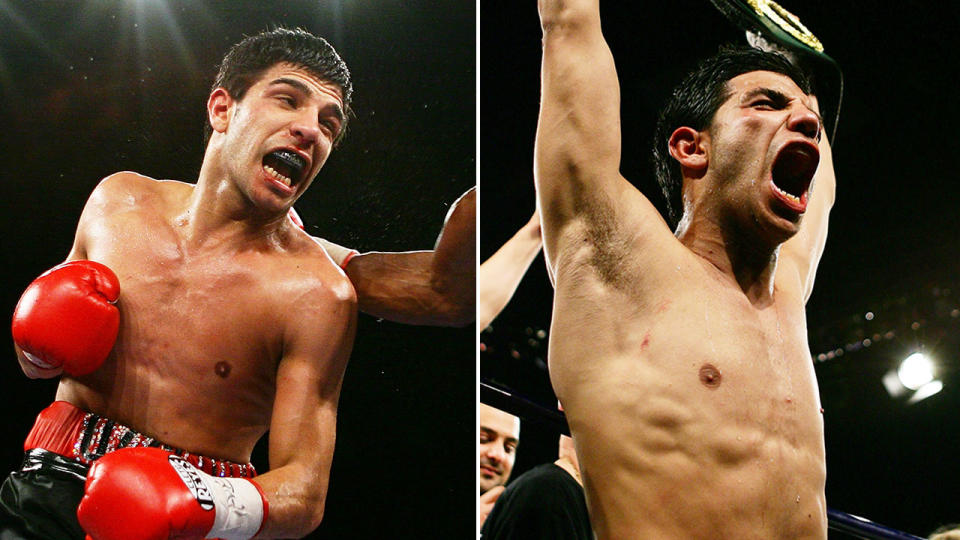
[86, 217, 285, 381]
[550, 262, 822, 447]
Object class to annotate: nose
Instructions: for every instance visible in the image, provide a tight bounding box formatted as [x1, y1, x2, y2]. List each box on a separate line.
[788, 103, 821, 141]
[290, 115, 321, 147]
[481, 443, 504, 465]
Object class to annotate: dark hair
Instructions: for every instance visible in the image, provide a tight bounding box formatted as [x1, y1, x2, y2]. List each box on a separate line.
[203, 27, 353, 146]
[651, 45, 811, 230]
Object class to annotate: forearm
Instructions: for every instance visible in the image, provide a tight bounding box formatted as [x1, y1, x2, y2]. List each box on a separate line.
[429, 187, 476, 312]
[781, 132, 836, 302]
[478, 216, 543, 329]
[250, 461, 331, 538]
[346, 250, 473, 326]
[535, 0, 623, 261]
[340, 188, 475, 326]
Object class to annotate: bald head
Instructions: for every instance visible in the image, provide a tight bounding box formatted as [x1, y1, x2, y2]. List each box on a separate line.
[479, 403, 520, 493]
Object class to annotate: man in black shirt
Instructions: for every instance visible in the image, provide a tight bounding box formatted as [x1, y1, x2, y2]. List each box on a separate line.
[481, 435, 592, 539]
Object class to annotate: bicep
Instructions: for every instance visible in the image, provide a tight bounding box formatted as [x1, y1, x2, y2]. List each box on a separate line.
[535, 17, 670, 278]
[536, 11, 624, 224]
[251, 291, 355, 534]
[268, 293, 357, 471]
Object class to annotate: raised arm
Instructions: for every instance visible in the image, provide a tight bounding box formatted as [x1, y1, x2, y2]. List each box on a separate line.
[253, 276, 357, 537]
[317, 188, 475, 327]
[779, 98, 836, 303]
[478, 209, 543, 329]
[536, 0, 667, 275]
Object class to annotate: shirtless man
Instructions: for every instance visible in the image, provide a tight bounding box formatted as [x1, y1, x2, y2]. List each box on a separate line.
[535, 1, 835, 538]
[3, 28, 467, 540]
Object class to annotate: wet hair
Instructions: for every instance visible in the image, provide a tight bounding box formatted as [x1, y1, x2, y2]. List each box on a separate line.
[203, 27, 353, 146]
[651, 45, 811, 230]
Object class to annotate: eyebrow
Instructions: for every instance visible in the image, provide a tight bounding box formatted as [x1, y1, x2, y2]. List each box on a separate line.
[743, 87, 823, 129]
[742, 87, 789, 105]
[268, 77, 345, 124]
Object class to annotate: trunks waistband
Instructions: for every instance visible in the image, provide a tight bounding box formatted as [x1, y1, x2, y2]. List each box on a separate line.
[23, 401, 256, 478]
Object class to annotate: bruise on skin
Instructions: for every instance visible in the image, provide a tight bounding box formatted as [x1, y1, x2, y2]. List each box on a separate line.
[215, 361, 231, 378]
[699, 363, 722, 388]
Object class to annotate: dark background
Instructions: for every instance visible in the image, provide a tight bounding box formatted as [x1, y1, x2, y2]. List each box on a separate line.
[0, 1, 474, 538]
[482, 1, 960, 537]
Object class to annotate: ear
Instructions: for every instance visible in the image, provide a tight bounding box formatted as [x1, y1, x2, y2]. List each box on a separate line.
[207, 88, 234, 134]
[667, 126, 707, 173]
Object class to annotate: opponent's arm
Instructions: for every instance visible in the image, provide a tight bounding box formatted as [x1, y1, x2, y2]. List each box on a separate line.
[478, 209, 542, 330]
[319, 187, 475, 327]
[536, 0, 667, 275]
[252, 276, 357, 537]
[779, 99, 836, 304]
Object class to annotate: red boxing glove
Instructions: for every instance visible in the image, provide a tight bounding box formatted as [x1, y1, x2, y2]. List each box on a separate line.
[11, 260, 121, 376]
[78, 448, 267, 540]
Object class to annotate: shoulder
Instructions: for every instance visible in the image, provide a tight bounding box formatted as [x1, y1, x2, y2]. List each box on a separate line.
[515, 464, 578, 493]
[86, 171, 190, 212]
[279, 235, 358, 311]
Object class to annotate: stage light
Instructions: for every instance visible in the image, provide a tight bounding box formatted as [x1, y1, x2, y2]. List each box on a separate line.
[907, 380, 943, 405]
[897, 352, 934, 390]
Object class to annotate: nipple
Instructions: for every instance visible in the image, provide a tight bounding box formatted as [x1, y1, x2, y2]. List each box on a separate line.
[214, 361, 232, 378]
[699, 363, 722, 389]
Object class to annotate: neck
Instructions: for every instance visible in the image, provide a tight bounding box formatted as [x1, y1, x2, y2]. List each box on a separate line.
[677, 210, 779, 304]
[178, 150, 290, 252]
[554, 456, 582, 486]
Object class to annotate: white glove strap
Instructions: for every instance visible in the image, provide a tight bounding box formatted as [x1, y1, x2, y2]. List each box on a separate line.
[167, 455, 264, 540]
[205, 474, 265, 540]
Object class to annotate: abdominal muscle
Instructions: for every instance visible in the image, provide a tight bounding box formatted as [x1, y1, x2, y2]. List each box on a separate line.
[549, 277, 827, 539]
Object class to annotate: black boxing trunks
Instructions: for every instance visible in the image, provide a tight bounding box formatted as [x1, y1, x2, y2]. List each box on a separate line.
[0, 401, 257, 539]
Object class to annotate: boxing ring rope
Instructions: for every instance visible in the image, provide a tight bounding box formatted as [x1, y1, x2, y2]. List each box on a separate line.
[480, 381, 926, 540]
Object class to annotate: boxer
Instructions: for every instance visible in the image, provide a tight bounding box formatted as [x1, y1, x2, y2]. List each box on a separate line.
[1, 26, 461, 540]
[533, 1, 837, 538]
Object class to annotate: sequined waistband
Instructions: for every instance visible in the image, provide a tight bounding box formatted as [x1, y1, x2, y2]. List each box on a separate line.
[24, 401, 256, 478]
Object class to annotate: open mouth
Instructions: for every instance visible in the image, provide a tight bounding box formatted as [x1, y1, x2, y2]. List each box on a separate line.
[770, 141, 819, 213]
[262, 149, 308, 188]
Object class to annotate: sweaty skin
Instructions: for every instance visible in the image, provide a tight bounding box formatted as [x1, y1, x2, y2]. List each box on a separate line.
[17, 63, 359, 538]
[535, 2, 836, 539]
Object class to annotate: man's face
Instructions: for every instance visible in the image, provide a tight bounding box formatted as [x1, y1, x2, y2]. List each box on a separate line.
[700, 70, 822, 241]
[479, 404, 520, 493]
[215, 62, 345, 214]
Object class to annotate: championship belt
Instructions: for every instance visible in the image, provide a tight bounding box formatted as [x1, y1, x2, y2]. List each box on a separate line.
[709, 0, 843, 142]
